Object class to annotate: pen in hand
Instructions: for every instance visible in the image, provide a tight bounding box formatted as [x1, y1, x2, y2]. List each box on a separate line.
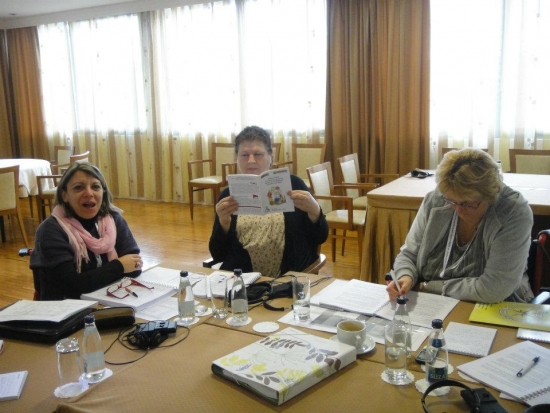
[390, 269, 402, 294]
[516, 356, 540, 377]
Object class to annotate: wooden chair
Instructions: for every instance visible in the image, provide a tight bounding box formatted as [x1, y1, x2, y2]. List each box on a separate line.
[59, 150, 90, 174]
[509, 149, 550, 174]
[188, 143, 236, 220]
[35, 175, 63, 222]
[529, 229, 550, 304]
[273, 143, 326, 188]
[0, 165, 29, 248]
[50, 145, 74, 174]
[306, 162, 378, 263]
[271, 143, 281, 165]
[337, 153, 399, 210]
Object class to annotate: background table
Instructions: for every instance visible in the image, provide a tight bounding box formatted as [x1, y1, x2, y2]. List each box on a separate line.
[361, 173, 550, 284]
[0, 158, 52, 197]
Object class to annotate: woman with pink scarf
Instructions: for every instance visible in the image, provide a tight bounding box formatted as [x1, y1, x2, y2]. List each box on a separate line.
[30, 162, 142, 300]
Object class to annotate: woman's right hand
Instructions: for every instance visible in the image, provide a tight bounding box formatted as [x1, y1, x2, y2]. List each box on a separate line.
[386, 275, 413, 300]
[118, 254, 143, 273]
[215, 195, 239, 232]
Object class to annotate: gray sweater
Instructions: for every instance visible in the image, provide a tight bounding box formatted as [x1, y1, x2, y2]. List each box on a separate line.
[393, 184, 534, 303]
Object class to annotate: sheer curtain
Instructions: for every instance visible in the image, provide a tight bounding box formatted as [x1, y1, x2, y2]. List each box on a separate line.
[430, 0, 550, 170]
[37, 0, 327, 202]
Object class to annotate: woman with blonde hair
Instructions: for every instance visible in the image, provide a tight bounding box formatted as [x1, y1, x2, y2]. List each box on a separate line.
[387, 148, 534, 303]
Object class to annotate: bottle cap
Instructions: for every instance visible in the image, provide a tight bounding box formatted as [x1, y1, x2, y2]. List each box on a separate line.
[84, 314, 95, 324]
[396, 296, 407, 305]
[431, 319, 443, 328]
[180, 270, 189, 277]
[233, 269, 242, 275]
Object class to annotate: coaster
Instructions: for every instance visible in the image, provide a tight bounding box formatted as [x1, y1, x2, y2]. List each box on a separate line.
[195, 307, 212, 317]
[175, 316, 199, 327]
[381, 370, 414, 386]
[415, 378, 451, 396]
[81, 368, 113, 384]
[253, 321, 279, 333]
[226, 316, 252, 327]
[54, 380, 89, 398]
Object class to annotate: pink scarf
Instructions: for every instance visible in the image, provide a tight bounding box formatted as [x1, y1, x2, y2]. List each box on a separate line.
[51, 205, 118, 273]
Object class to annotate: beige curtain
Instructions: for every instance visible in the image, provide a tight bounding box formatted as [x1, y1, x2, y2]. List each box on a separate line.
[325, 0, 430, 182]
[5, 27, 48, 160]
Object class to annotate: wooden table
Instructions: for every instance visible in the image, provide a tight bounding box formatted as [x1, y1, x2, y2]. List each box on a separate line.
[0, 268, 545, 413]
[361, 173, 550, 284]
[0, 158, 52, 197]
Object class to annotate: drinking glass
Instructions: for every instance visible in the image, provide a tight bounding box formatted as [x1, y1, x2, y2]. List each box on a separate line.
[56, 337, 87, 398]
[209, 273, 228, 319]
[384, 323, 408, 384]
[292, 275, 310, 322]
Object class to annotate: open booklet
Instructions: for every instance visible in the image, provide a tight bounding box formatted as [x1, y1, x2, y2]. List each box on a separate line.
[228, 167, 294, 215]
[311, 279, 459, 329]
[135, 267, 260, 298]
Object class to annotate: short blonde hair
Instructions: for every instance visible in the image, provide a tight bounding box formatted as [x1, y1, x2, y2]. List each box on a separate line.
[436, 148, 501, 203]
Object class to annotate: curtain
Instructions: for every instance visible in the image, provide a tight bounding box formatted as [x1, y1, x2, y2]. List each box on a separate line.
[1, 28, 48, 160]
[325, 0, 430, 181]
[0, 30, 14, 158]
[430, 0, 550, 170]
[36, 0, 327, 203]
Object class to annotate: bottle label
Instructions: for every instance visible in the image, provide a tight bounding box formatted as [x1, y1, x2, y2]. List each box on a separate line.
[427, 359, 448, 382]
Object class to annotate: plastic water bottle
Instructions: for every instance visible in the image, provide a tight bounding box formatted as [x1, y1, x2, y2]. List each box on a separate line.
[497, 160, 503, 179]
[231, 269, 248, 325]
[425, 319, 448, 384]
[81, 314, 106, 382]
[177, 270, 196, 326]
[393, 296, 412, 357]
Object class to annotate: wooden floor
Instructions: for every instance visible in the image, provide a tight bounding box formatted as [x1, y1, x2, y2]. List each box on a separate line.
[0, 198, 362, 308]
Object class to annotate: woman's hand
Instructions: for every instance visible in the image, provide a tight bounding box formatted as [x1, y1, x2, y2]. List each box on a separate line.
[118, 254, 143, 273]
[288, 190, 321, 223]
[386, 275, 413, 300]
[215, 195, 239, 232]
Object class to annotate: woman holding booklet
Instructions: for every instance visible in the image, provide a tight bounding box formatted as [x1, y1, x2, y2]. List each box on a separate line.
[30, 162, 142, 300]
[209, 126, 328, 277]
[387, 148, 534, 303]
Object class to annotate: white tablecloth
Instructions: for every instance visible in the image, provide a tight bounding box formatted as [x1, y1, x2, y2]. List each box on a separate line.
[0, 158, 52, 197]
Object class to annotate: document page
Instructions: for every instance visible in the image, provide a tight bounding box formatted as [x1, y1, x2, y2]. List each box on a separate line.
[0, 299, 96, 323]
[228, 167, 294, 215]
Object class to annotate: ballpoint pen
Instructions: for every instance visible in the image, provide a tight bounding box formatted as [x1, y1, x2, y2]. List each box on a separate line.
[516, 356, 540, 377]
[390, 269, 402, 293]
[125, 287, 138, 298]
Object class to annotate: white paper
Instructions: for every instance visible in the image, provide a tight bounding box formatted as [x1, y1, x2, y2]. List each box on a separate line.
[228, 167, 294, 215]
[135, 297, 178, 321]
[0, 299, 96, 323]
[0, 371, 28, 401]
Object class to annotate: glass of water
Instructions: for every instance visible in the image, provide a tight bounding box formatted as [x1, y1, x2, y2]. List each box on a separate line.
[384, 322, 409, 384]
[292, 275, 310, 322]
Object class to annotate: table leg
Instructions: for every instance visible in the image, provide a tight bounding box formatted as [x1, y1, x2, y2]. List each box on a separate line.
[0, 216, 5, 242]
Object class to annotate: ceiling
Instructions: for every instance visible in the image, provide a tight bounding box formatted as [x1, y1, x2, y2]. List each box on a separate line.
[0, 0, 140, 19]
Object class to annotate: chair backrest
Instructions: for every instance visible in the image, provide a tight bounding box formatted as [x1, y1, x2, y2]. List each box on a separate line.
[55, 145, 74, 166]
[0, 165, 19, 213]
[509, 149, 550, 174]
[271, 142, 281, 164]
[70, 150, 90, 164]
[306, 162, 334, 213]
[337, 153, 361, 198]
[292, 143, 326, 182]
[211, 143, 236, 176]
[528, 229, 550, 297]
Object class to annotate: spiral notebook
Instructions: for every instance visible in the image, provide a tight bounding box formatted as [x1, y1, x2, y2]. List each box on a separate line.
[457, 340, 550, 406]
[444, 322, 497, 357]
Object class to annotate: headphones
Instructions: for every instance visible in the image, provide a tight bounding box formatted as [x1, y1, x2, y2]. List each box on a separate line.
[421, 380, 481, 413]
[127, 322, 171, 349]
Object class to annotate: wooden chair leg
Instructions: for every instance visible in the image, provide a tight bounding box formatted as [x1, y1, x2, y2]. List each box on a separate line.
[28, 196, 34, 218]
[331, 229, 337, 262]
[341, 230, 346, 256]
[357, 227, 364, 263]
[14, 211, 29, 248]
[188, 183, 195, 220]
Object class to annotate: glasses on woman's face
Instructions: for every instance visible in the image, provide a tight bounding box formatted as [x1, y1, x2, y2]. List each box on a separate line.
[442, 196, 482, 210]
[106, 278, 154, 299]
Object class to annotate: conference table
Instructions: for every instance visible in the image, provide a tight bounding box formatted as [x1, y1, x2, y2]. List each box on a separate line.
[1, 266, 545, 413]
[361, 173, 550, 284]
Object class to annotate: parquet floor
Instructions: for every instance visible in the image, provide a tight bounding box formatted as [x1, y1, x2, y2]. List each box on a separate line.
[0, 198, 362, 308]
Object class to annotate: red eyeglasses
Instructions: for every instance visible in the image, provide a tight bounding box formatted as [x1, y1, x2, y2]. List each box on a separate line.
[106, 278, 154, 299]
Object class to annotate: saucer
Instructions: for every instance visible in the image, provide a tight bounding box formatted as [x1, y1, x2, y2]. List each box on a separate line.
[330, 335, 376, 355]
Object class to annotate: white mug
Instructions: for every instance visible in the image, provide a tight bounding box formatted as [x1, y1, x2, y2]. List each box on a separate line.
[336, 320, 366, 350]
